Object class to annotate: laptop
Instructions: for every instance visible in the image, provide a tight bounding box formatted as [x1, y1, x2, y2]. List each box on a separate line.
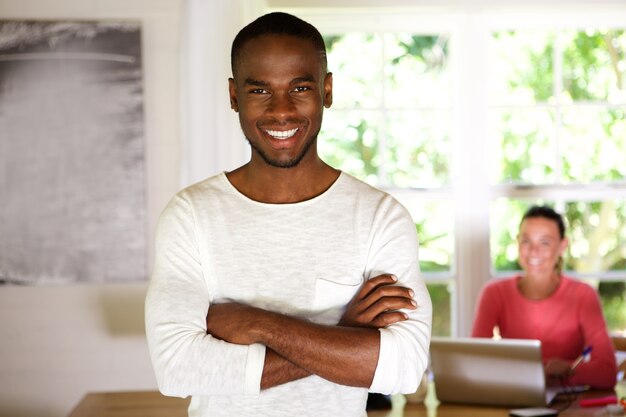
[429, 337, 560, 407]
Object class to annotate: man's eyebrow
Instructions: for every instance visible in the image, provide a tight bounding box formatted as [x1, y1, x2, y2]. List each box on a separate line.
[242, 75, 316, 87]
[291, 75, 316, 84]
[243, 78, 269, 87]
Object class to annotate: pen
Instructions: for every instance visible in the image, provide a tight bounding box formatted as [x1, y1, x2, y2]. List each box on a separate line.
[570, 346, 593, 372]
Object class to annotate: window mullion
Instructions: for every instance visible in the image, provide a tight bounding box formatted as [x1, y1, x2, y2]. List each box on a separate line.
[379, 31, 389, 186]
[452, 13, 492, 337]
[554, 30, 564, 186]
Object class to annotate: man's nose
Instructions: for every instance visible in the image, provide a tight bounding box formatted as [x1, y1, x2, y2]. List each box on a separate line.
[267, 93, 296, 118]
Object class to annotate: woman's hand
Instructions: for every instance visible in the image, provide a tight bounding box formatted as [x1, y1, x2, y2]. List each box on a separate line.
[545, 358, 573, 379]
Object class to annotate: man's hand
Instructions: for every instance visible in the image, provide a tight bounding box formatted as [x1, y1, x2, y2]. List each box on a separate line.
[339, 274, 417, 328]
[204, 274, 413, 389]
[206, 274, 417, 344]
[206, 302, 264, 345]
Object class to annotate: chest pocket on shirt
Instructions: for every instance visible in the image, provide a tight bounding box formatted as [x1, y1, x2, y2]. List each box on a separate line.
[312, 275, 362, 311]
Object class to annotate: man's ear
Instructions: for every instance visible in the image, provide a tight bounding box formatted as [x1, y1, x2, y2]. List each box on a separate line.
[228, 78, 239, 112]
[323, 72, 333, 108]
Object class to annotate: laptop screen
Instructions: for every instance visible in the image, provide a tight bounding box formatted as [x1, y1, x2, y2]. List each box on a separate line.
[430, 337, 551, 407]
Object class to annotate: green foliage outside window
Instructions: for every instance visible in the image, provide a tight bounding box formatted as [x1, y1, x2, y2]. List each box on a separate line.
[318, 26, 625, 335]
[319, 33, 450, 188]
[427, 283, 451, 337]
[488, 28, 626, 331]
[490, 29, 626, 184]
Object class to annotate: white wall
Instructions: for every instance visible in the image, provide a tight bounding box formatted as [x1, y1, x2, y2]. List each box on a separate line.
[0, 283, 155, 417]
[0, 1, 183, 416]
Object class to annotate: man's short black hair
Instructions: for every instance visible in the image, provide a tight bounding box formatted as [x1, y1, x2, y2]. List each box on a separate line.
[231, 12, 327, 76]
[521, 205, 566, 239]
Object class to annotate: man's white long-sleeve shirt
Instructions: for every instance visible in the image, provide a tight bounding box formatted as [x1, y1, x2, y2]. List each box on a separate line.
[145, 172, 432, 417]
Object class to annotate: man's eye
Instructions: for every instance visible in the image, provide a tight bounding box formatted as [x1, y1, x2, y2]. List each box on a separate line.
[292, 86, 311, 92]
[250, 88, 268, 94]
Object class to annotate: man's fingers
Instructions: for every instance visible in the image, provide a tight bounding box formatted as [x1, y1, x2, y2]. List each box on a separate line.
[356, 274, 398, 300]
[339, 274, 417, 328]
[366, 296, 417, 316]
[358, 284, 415, 312]
[347, 296, 417, 327]
[371, 311, 410, 328]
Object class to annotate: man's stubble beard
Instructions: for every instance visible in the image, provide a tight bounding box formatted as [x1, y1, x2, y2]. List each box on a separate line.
[245, 131, 319, 169]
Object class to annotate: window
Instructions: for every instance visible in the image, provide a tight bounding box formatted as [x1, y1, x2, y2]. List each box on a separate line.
[269, 6, 626, 336]
[313, 13, 458, 337]
[488, 22, 626, 332]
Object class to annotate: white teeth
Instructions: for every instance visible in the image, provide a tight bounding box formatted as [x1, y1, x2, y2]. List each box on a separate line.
[266, 128, 298, 140]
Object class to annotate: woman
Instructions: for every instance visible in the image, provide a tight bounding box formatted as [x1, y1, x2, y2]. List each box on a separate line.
[472, 205, 617, 389]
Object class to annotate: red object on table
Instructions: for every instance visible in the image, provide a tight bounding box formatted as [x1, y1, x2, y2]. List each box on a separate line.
[579, 395, 618, 407]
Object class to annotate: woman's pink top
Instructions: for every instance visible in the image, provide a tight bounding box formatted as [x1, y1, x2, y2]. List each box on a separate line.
[471, 275, 617, 389]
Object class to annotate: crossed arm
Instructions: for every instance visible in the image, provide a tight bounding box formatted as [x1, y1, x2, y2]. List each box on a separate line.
[205, 274, 417, 390]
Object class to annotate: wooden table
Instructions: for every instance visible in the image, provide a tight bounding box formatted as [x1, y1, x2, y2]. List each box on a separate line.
[67, 391, 189, 417]
[67, 390, 619, 417]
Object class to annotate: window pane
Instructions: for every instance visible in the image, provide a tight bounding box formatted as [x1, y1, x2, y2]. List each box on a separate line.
[319, 110, 381, 186]
[489, 30, 555, 105]
[384, 33, 450, 108]
[325, 34, 382, 109]
[565, 201, 626, 273]
[562, 29, 626, 104]
[391, 197, 454, 273]
[427, 283, 451, 337]
[490, 199, 529, 272]
[584, 280, 626, 333]
[386, 110, 451, 187]
[488, 108, 556, 184]
[490, 27, 626, 186]
[323, 31, 452, 187]
[561, 106, 626, 182]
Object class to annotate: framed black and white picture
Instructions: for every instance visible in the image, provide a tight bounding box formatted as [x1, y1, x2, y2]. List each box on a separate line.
[0, 20, 146, 284]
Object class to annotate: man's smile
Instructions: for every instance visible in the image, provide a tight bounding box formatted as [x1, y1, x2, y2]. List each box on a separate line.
[265, 128, 299, 140]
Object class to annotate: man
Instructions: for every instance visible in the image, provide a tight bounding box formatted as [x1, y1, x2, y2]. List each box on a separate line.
[145, 11, 431, 417]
